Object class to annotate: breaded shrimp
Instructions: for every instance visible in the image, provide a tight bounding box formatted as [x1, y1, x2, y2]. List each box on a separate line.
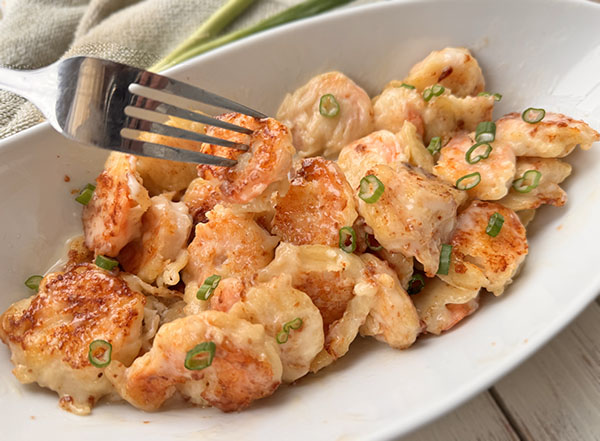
[397, 121, 434, 173]
[107, 311, 282, 412]
[83, 153, 151, 257]
[357, 163, 467, 276]
[403, 47, 485, 97]
[230, 275, 324, 382]
[495, 112, 600, 158]
[182, 177, 225, 224]
[359, 254, 421, 348]
[272, 157, 358, 246]
[0, 264, 145, 415]
[197, 113, 295, 204]
[182, 205, 279, 313]
[411, 276, 480, 335]
[277, 71, 374, 157]
[423, 94, 494, 144]
[499, 157, 572, 211]
[442, 201, 527, 295]
[372, 85, 425, 136]
[257, 243, 377, 372]
[433, 133, 516, 200]
[337, 130, 408, 188]
[119, 194, 192, 284]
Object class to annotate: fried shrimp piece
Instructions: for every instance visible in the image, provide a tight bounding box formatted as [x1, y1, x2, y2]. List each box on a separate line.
[337, 130, 408, 188]
[257, 243, 377, 372]
[0, 264, 145, 415]
[358, 164, 467, 276]
[182, 177, 225, 224]
[272, 157, 357, 246]
[495, 112, 600, 158]
[397, 121, 434, 173]
[433, 133, 516, 200]
[411, 276, 480, 335]
[499, 157, 572, 211]
[118, 194, 192, 284]
[197, 113, 295, 204]
[403, 47, 485, 97]
[107, 311, 282, 412]
[83, 153, 151, 257]
[229, 275, 324, 382]
[372, 85, 426, 136]
[276, 71, 374, 157]
[423, 94, 494, 144]
[440, 201, 527, 295]
[373, 248, 414, 289]
[359, 254, 421, 348]
[182, 205, 279, 313]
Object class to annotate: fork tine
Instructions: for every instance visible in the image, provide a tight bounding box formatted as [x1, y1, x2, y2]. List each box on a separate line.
[132, 71, 267, 119]
[120, 128, 237, 166]
[125, 106, 250, 151]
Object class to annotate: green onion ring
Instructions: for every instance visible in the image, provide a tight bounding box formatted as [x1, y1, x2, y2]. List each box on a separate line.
[522, 107, 545, 124]
[437, 244, 453, 275]
[359, 175, 385, 203]
[398, 83, 416, 90]
[456, 172, 481, 190]
[477, 92, 502, 101]
[197, 274, 222, 300]
[431, 84, 445, 96]
[339, 226, 357, 253]
[75, 183, 96, 206]
[423, 88, 434, 102]
[24, 275, 43, 292]
[184, 342, 216, 370]
[365, 233, 383, 251]
[465, 142, 493, 164]
[427, 136, 442, 155]
[485, 212, 505, 237]
[512, 170, 542, 193]
[88, 339, 112, 368]
[407, 274, 425, 295]
[319, 94, 340, 117]
[95, 255, 119, 271]
[475, 121, 496, 143]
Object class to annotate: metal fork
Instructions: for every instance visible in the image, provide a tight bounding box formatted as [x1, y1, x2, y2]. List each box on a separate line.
[0, 56, 267, 166]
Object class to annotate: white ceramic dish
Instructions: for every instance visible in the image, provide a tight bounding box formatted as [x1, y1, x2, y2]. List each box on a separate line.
[2, 0, 600, 439]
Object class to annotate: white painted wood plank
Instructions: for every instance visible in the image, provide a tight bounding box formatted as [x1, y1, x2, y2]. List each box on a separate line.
[492, 301, 600, 441]
[398, 392, 519, 441]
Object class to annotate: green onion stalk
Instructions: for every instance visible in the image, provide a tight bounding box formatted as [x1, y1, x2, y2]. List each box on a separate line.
[151, 0, 353, 72]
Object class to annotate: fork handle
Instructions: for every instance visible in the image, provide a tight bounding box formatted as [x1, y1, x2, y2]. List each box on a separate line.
[0, 65, 57, 114]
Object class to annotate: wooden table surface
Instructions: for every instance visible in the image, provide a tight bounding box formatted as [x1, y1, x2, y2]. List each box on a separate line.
[398, 298, 600, 440]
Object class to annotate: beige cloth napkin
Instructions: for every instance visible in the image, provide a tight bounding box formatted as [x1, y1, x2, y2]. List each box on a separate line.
[0, 0, 373, 139]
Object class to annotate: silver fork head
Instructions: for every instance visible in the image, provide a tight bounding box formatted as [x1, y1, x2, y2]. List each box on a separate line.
[51, 57, 266, 165]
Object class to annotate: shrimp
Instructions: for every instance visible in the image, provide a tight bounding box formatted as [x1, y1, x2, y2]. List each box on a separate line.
[357, 163, 467, 276]
[397, 121, 434, 173]
[433, 132, 516, 200]
[495, 112, 600, 158]
[359, 254, 421, 349]
[441, 200, 528, 295]
[276, 71, 374, 157]
[257, 243, 377, 372]
[182, 177, 225, 224]
[403, 47, 485, 97]
[499, 157, 572, 211]
[423, 94, 494, 144]
[229, 275, 324, 382]
[107, 311, 282, 412]
[337, 130, 408, 188]
[372, 85, 426, 136]
[118, 194, 192, 284]
[83, 153, 151, 257]
[182, 205, 279, 314]
[410, 276, 480, 335]
[272, 157, 358, 246]
[197, 113, 295, 204]
[0, 264, 145, 415]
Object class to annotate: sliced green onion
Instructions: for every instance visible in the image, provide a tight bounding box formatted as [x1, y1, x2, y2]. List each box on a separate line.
[88, 339, 112, 368]
[24, 275, 43, 292]
[283, 317, 303, 332]
[456, 172, 481, 190]
[427, 136, 442, 155]
[437, 244, 452, 275]
[431, 84, 445, 96]
[359, 175, 385, 203]
[398, 83, 416, 90]
[522, 107, 545, 124]
[197, 274, 222, 300]
[276, 330, 289, 344]
[319, 94, 340, 117]
[339, 226, 357, 253]
[184, 342, 216, 370]
[423, 88, 434, 102]
[407, 274, 425, 295]
[75, 183, 96, 205]
[465, 142, 493, 164]
[365, 233, 383, 251]
[477, 92, 502, 101]
[512, 170, 542, 193]
[95, 255, 119, 271]
[475, 121, 496, 143]
[485, 212, 505, 237]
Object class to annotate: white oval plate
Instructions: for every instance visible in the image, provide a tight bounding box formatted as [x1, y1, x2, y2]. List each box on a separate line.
[1, 0, 599, 439]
